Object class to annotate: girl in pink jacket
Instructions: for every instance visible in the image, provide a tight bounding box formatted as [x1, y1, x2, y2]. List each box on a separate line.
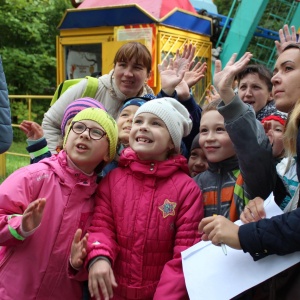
[0, 107, 118, 300]
[72, 98, 203, 300]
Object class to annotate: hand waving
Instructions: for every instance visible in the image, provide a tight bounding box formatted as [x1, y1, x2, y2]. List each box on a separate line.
[22, 198, 46, 233]
[159, 43, 195, 95]
[214, 52, 252, 104]
[184, 61, 207, 88]
[70, 228, 89, 270]
[20, 120, 44, 140]
[275, 25, 300, 55]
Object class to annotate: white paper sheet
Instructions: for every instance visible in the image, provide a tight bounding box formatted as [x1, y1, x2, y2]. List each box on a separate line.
[182, 193, 300, 300]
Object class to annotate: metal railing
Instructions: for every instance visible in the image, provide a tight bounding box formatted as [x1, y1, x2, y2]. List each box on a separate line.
[0, 95, 52, 178]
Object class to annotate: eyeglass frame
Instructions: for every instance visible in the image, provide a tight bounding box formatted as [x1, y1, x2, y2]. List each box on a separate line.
[71, 121, 107, 140]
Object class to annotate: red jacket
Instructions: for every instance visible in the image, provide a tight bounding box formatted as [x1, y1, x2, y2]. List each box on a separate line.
[87, 148, 203, 299]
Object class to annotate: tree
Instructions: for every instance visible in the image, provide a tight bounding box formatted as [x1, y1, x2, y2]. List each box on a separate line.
[0, 0, 71, 95]
[0, 0, 71, 125]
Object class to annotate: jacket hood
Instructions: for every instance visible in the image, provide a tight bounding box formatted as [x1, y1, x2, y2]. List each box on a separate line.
[119, 147, 189, 177]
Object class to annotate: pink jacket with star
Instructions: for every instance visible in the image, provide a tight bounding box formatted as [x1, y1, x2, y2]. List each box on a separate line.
[87, 148, 203, 300]
[0, 151, 98, 300]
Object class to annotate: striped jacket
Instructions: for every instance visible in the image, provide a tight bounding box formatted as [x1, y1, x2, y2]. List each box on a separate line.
[194, 156, 248, 221]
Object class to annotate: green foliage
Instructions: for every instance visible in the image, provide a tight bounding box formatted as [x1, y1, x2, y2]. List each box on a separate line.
[214, 0, 232, 16]
[0, 141, 29, 183]
[0, 0, 71, 95]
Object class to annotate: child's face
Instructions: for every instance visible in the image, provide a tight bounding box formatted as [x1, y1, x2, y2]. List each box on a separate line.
[64, 120, 110, 173]
[263, 120, 285, 158]
[188, 147, 208, 177]
[117, 105, 139, 145]
[272, 48, 300, 113]
[199, 110, 235, 163]
[129, 112, 174, 161]
[238, 73, 272, 114]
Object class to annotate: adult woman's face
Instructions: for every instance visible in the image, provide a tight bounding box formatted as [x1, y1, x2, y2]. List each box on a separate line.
[114, 58, 150, 98]
[272, 47, 300, 113]
[238, 73, 272, 114]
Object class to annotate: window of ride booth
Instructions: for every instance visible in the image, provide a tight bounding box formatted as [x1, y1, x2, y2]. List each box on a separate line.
[65, 44, 101, 79]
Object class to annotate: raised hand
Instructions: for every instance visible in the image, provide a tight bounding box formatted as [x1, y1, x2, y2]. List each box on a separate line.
[184, 61, 207, 88]
[22, 198, 46, 233]
[70, 228, 88, 270]
[20, 120, 44, 140]
[204, 84, 220, 103]
[214, 52, 252, 104]
[275, 25, 300, 55]
[89, 259, 117, 300]
[158, 43, 195, 95]
[175, 79, 190, 101]
[198, 215, 241, 250]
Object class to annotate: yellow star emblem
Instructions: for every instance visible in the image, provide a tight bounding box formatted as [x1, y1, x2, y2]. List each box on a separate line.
[159, 199, 177, 218]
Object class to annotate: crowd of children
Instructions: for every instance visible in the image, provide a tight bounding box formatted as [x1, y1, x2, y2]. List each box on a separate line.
[1, 23, 300, 300]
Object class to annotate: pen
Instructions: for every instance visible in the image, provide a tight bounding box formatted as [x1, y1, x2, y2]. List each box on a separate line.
[220, 243, 227, 256]
[213, 214, 227, 256]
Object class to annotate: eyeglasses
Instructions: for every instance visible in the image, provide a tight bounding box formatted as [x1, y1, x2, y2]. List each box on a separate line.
[71, 121, 106, 140]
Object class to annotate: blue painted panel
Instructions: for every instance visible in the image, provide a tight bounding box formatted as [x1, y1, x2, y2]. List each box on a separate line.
[161, 11, 212, 36]
[59, 6, 212, 36]
[59, 7, 155, 29]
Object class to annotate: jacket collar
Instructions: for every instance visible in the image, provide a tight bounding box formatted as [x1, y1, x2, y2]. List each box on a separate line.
[118, 147, 189, 177]
[207, 155, 239, 173]
[43, 150, 98, 184]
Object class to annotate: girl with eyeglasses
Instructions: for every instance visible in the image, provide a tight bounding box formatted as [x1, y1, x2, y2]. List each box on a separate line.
[0, 107, 118, 300]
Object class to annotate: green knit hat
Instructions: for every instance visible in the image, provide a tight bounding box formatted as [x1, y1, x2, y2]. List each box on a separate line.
[63, 107, 118, 161]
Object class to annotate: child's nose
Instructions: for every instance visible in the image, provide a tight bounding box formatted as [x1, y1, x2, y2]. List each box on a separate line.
[206, 131, 215, 140]
[80, 128, 91, 139]
[139, 124, 148, 131]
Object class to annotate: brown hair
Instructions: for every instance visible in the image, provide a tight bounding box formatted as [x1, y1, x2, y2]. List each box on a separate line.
[236, 64, 273, 92]
[113, 42, 152, 73]
[201, 98, 222, 115]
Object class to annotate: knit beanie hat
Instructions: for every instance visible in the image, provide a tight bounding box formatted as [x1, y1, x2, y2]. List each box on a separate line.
[119, 98, 148, 113]
[134, 97, 192, 153]
[191, 133, 200, 151]
[61, 97, 107, 136]
[261, 111, 288, 126]
[63, 107, 118, 161]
